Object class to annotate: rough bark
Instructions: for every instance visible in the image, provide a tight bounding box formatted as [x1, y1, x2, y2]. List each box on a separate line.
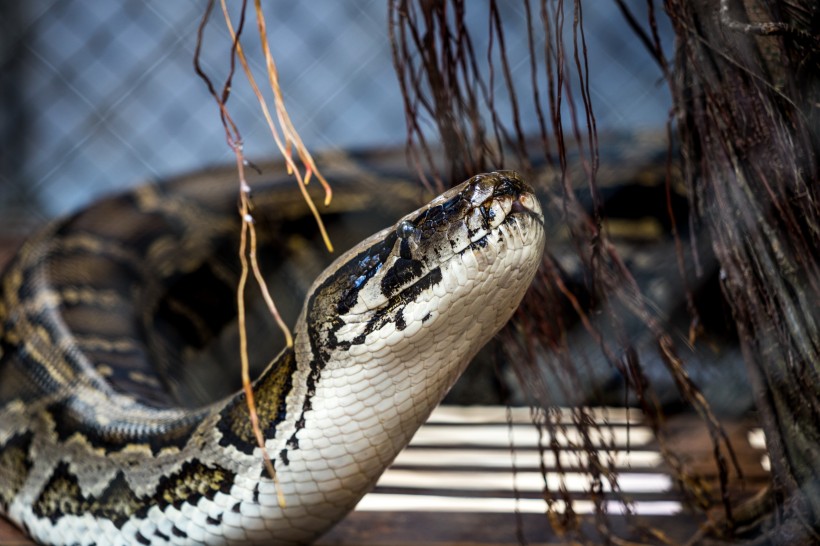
[664, 0, 820, 542]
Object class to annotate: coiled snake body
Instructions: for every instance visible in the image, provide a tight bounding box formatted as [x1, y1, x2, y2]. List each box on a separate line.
[0, 168, 545, 545]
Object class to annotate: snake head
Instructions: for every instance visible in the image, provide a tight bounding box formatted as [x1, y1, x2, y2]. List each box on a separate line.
[301, 171, 545, 379]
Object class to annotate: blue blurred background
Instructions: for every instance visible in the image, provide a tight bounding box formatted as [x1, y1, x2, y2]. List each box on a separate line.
[0, 1, 673, 225]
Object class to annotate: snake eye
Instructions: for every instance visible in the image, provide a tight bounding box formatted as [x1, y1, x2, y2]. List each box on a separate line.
[396, 220, 416, 239]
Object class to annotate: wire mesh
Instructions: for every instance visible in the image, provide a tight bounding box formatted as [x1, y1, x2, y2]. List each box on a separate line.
[0, 0, 672, 224]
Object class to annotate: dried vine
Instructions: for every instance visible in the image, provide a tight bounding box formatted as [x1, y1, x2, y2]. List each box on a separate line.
[390, 0, 748, 543]
[194, 0, 334, 507]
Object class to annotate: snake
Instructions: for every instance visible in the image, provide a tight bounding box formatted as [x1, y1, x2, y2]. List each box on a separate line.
[0, 166, 545, 545]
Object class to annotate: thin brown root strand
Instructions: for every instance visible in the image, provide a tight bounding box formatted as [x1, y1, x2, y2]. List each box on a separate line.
[234, 147, 289, 507]
[200, 0, 339, 509]
[196, 3, 284, 499]
[252, 0, 334, 206]
[219, 0, 334, 253]
[235, 170, 284, 507]
[242, 379, 287, 508]
[248, 224, 293, 348]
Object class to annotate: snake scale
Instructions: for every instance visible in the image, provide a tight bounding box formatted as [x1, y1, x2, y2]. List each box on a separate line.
[0, 164, 545, 545]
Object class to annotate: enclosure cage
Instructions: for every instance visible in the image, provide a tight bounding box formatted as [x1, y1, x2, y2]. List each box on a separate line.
[0, 1, 798, 545]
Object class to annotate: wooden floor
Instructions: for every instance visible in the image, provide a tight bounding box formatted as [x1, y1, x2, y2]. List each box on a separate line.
[0, 237, 770, 545]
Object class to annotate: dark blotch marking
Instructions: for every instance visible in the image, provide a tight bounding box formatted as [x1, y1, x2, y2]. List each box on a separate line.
[0, 431, 33, 509]
[232, 501, 242, 513]
[286, 423, 302, 450]
[395, 309, 407, 331]
[171, 525, 188, 538]
[45, 400, 202, 456]
[206, 515, 221, 526]
[350, 267, 443, 348]
[336, 232, 397, 315]
[32, 458, 236, 529]
[216, 348, 296, 455]
[135, 531, 150, 545]
[478, 205, 491, 223]
[253, 483, 260, 503]
[411, 193, 464, 229]
[32, 465, 141, 528]
[155, 529, 170, 540]
[152, 459, 234, 513]
[399, 238, 412, 260]
[380, 258, 423, 298]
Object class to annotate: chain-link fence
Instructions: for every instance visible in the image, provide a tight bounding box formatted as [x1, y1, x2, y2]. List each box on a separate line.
[0, 1, 672, 227]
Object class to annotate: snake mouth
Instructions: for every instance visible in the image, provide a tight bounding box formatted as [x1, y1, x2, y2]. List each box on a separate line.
[434, 171, 544, 258]
[510, 192, 544, 223]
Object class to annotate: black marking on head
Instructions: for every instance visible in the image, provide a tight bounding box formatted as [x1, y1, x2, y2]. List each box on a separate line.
[231, 501, 242, 513]
[216, 347, 296, 455]
[422, 312, 432, 323]
[422, 204, 446, 226]
[171, 525, 188, 538]
[135, 531, 151, 545]
[336, 231, 396, 316]
[347, 266, 442, 348]
[45, 400, 202, 456]
[0, 430, 33, 509]
[380, 258, 423, 298]
[411, 191, 466, 229]
[399, 237, 413, 260]
[395, 308, 407, 331]
[155, 529, 171, 541]
[207, 515, 221, 526]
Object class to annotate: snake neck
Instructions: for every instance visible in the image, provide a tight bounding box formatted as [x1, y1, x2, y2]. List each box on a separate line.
[214, 323, 453, 482]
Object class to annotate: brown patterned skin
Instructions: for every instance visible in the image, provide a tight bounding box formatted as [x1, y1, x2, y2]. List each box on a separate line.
[0, 164, 545, 545]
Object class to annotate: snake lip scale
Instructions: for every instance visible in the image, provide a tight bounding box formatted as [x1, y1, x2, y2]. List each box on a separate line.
[0, 170, 545, 545]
